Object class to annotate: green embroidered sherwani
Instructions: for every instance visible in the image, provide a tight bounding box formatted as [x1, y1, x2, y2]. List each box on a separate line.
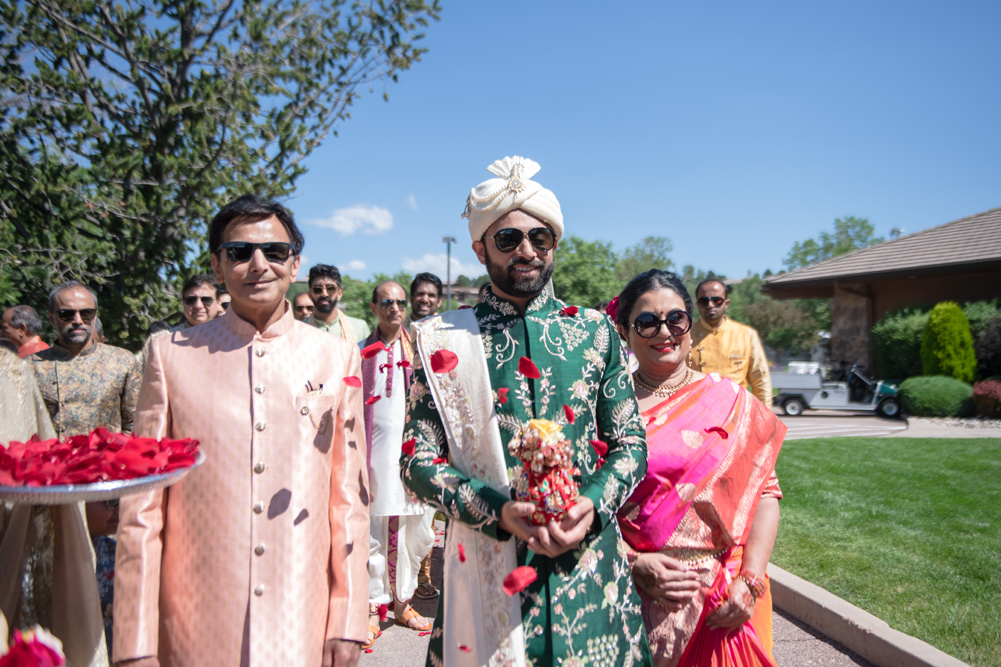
[401, 288, 653, 667]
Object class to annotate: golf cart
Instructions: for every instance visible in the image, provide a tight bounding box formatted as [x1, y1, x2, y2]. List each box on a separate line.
[772, 365, 901, 418]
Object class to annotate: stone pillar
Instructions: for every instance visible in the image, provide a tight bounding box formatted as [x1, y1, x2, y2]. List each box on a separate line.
[830, 282, 873, 370]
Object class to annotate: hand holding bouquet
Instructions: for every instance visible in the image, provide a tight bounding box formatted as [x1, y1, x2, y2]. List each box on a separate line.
[509, 419, 580, 525]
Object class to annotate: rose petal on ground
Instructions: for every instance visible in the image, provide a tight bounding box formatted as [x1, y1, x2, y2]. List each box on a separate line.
[518, 357, 541, 379]
[497, 388, 509, 405]
[365, 648, 374, 653]
[430, 350, 458, 373]
[563, 405, 575, 424]
[361, 341, 388, 359]
[402, 438, 416, 457]
[503, 565, 538, 595]
[458, 543, 466, 562]
[343, 376, 362, 387]
[589, 439, 609, 457]
[704, 426, 729, 439]
[366, 396, 381, 405]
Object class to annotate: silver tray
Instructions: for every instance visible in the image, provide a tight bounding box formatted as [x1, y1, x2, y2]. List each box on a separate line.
[0, 451, 206, 505]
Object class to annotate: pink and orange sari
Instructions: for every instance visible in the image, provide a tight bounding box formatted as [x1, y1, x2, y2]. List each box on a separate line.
[618, 373, 785, 667]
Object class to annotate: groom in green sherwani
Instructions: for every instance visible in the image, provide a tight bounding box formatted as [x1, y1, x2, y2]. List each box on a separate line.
[401, 156, 652, 667]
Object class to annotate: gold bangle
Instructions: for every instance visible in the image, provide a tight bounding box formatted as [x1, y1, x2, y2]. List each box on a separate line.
[736, 569, 766, 600]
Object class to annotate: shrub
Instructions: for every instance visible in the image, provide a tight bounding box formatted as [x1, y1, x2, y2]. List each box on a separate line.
[899, 376, 973, 417]
[974, 318, 1001, 379]
[962, 299, 1001, 340]
[972, 380, 1001, 418]
[872, 308, 928, 379]
[920, 302, 976, 383]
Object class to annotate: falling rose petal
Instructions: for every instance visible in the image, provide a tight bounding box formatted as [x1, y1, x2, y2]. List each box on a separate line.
[397, 359, 411, 369]
[378, 604, 389, 622]
[503, 566, 538, 596]
[589, 439, 609, 457]
[605, 296, 620, 322]
[366, 396, 382, 405]
[458, 543, 466, 562]
[432, 457, 448, 465]
[343, 376, 362, 388]
[561, 306, 579, 316]
[517, 357, 541, 379]
[705, 426, 729, 439]
[378, 363, 393, 374]
[496, 388, 509, 405]
[430, 350, 458, 374]
[361, 341, 388, 360]
[563, 405, 575, 424]
[402, 438, 416, 457]
[458, 645, 472, 653]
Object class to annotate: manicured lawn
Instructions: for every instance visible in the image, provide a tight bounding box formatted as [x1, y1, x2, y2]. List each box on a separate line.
[772, 437, 1001, 667]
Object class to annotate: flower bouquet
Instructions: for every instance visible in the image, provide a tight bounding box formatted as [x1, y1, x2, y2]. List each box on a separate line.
[509, 419, 580, 525]
[0, 428, 202, 504]
[0, 625, 65, 667]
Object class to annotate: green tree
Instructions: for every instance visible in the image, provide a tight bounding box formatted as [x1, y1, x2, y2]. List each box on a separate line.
[339, 275, 377, 329]
[784, 216, 884, 271]
[725, 273, 767, 323]
[615, 236, 673, 283]
[744, 299, 820, 369]
[679, 265, 724, 302]
[552, 235, 622, 308]
[1, 0, 439, 347]
[921, 302, 977, 383]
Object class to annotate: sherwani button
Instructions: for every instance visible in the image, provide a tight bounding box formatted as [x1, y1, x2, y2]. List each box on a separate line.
[255, 384, 265, 394]
[300, 406, 309, 415]
[255, 543, 266, 556]
[254, 585, 265, 596]
[253, 502, 264, 514]
[255, 422, 266, 431]
[254, 462, 265, 474]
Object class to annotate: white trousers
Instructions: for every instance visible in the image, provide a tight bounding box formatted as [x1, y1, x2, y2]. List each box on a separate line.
[368, 511, 435, 605]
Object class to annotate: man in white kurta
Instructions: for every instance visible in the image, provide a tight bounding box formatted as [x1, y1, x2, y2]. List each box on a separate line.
[362, 282, 433, 635]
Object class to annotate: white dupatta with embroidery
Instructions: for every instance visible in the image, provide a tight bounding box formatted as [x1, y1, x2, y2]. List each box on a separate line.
[413, 309, 526, 667]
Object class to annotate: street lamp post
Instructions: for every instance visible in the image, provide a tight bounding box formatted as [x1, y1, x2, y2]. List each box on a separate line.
[443, 236, 457, 310]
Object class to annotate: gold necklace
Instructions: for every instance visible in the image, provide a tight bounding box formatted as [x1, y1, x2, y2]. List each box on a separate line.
[633, 369, 694, 397]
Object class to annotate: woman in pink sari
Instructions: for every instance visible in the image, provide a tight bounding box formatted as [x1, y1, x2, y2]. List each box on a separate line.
[611, 270, 785, 667]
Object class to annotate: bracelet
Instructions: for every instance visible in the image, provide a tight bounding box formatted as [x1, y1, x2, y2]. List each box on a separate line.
[736, 569, 766, 600]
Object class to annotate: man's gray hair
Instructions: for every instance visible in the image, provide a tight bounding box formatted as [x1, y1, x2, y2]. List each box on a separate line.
[48, 281, 99, 312]
[8, 305, 43, 336]
[94, 317, 104, 339]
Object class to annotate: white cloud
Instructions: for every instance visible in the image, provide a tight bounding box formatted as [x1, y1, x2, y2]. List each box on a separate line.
[345, 260, 366, 271]
[306, 204, 393, 236]
[407, 194, 418, 211]
[401, 253, 484, 279]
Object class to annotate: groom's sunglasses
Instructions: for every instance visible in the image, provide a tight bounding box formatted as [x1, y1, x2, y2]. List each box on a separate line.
[487, 227, 557, 253]
[218, 242, 295, 264]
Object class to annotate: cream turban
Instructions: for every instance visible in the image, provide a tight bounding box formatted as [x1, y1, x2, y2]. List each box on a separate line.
[462, 156, 564, 243]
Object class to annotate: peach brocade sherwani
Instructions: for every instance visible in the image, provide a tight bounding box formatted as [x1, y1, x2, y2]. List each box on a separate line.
[113, 306, 369, 667]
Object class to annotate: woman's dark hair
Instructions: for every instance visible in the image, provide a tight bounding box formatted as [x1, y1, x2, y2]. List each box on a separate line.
[208, 194, 304, 256]
[615, 269, 693, 328]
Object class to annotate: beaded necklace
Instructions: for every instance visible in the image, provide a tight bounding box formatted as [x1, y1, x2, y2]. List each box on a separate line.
[633, 369, 695, 397]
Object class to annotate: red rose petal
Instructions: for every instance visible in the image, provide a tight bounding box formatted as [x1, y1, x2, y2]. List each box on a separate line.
[590, 439, 609, 457]
[458, 543, 466, 562]
[605, 296, 620, 321]
[378, 603, 389, 622]
[402, 438, 416, 457]
[361, 341, 388, 359]
[459, 645, 472, 653]
[365, 648, 374, 653]
[432, 457, 448, 465]
[563, 405, 575, 424]
[343, 376, 362, 387]
[503, 565, 538, 596]
[561, 306, 579, 316]
[430, 350, 458, 373]
[419, 631, 431, 636]
[366, 396, 381, 405]
[459, 305, 472, 310]
[496, 388, 509, 405]
[397, 360, 412, 369]
[518, 357, 541, 379]
[378, 363, 393, 373]
[705, 426, 729, 439]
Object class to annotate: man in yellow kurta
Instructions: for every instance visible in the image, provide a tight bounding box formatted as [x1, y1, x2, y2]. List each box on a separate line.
[113, 195, 369, 667]
[688, 279, 773, 407]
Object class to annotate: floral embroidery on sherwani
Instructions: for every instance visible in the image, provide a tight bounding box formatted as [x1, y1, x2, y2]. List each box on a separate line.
[402, 287, 653, 667]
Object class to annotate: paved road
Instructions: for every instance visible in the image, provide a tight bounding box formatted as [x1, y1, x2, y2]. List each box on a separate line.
[776, 410, 908, 440]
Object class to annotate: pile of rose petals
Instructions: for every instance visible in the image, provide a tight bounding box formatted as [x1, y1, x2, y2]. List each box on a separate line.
[0, 428, 199, 487]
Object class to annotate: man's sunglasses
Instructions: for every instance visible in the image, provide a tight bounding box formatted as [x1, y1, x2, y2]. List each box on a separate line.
[218, 241, 295, 263]
[378, 299, 408, 310]
[311, 284, 340, 295]
[487, 227, 556, 253]
[183, 295, 215, 307]
[697, 296, 726, 307]
[632, 310, 693, 338]
[56, 308, 98, 322]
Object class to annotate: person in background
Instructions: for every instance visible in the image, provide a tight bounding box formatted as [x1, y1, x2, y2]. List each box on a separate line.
[93, 318, 106, 344]
[688, 279, 772, 407]
[613, 269, 784, 666]
[87, 499, 120, 656]
[1, 305, 50, 358]
[409, 273, 442, 322]
[293, 291, 315, 321]
[215, 286, 231, 317]
[137, 275, 220, 371]
[308, 264, 371, 344]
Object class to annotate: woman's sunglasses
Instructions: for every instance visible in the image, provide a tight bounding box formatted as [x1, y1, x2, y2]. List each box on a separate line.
[218, 241, 295, 263]
[487, 227, 556, 253]
[632, 310, 693, 338]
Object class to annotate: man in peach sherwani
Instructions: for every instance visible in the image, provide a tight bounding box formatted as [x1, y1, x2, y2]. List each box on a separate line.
[114, 195, 369, 667]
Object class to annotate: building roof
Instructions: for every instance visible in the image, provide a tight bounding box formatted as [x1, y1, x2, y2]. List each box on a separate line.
[764, 206, 1001, 291]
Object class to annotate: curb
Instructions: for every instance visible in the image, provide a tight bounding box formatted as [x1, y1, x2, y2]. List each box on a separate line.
[768, 564, 970, 667]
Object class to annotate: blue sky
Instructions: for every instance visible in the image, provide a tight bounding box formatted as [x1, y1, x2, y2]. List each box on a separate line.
[287, 1, 1001, 283]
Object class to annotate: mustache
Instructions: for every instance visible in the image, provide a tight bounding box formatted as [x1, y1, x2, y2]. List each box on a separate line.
[506, 257, 545, 269]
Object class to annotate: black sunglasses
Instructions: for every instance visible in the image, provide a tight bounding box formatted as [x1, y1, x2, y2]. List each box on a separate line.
[378, 299, 408, 310]
[183, 295, 215, 307]
[633, 310, 693, 338]
[697, 296, 726, 307]
[218, 241, 295, 263]
[220, 301, 230, 310]
[311, 284, 340, 295]
[488, 227, 556, 253]
[56, 308, 98, 322]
